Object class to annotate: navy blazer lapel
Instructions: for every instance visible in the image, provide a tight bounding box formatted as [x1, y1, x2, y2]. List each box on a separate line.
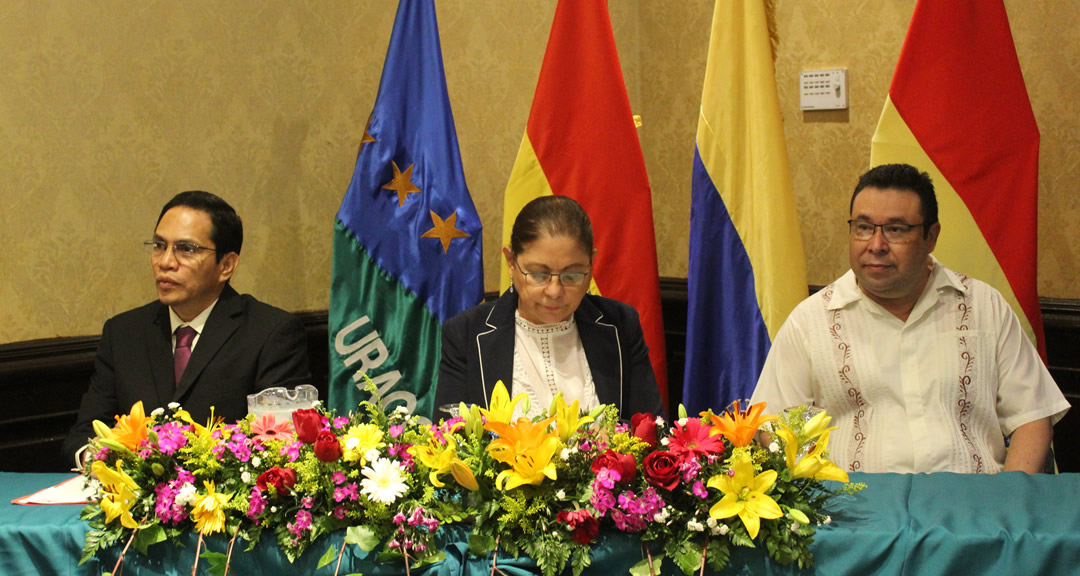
[149, 304, 176, 407]
[476, 290, 516, 408]
[175, 287, 242, 400]
[576, 297, 623, 412]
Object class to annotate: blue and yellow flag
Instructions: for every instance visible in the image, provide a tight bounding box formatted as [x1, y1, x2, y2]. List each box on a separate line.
[329, 0, 483, 419]
[683, 0, 807, 412]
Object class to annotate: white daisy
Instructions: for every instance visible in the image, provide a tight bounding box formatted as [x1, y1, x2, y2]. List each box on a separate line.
[360, 458, 408, 504]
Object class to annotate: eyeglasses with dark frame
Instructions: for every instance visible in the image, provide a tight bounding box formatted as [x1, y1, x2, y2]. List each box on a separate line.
[847, 220, 928, 244]
[512, 257, 591, 288]
[143, 239, 219, 261]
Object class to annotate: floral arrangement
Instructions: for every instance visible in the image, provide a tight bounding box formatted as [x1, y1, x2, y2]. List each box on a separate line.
[79, 381, 863, 576]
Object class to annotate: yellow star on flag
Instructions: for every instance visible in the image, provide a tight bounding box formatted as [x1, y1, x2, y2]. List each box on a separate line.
[382, 160, 421, 207]
[356, 116, 377, 159]
[421, 210, 470, 254]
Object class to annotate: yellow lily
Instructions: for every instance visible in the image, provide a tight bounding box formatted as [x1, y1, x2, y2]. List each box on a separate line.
[409, 435, 461, 488]
[801, 410, 835, 441]
[92, 460, 140, 529]
[550, 394, 594, 443]
[775, 425, 849, 483]
[486, 416, 559, 490]
[450, 459, 480, 491]
[707, 453, 783, 539]
[708, 400, 777, 448]
[478, 380, 524, 425]
[191, 481, 231, 535]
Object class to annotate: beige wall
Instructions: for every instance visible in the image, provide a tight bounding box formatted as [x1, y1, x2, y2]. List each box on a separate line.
[1, 1, 1076, 344]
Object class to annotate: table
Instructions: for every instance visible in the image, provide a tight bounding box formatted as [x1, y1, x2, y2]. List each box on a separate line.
[3, 471, 1080, 575]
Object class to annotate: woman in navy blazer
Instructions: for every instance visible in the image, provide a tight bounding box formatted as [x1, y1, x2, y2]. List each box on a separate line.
[436, 196, 663, 417]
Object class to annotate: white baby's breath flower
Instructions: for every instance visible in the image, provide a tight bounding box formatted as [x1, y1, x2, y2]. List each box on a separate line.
[687, 519, 705, 532]
[718, 524, 730, 536]
[706, 517, 717, 529]
[271, 506, 278, 513]
[151, 407, 165, 417]
[561, 448, 572, 460]
[653, 508, 671, 523]
[654, 416, 665, 427]
[660, 437, 670, 446]
[790, 521, 801, 532]
[251, 456, 262, 468]
[394, 406, 410, 415]
[769, 441, 780, 453]
[364, 448, 381, 463]
[175, 483, 197, 507]
[556, 490, 566, 500]
[677, 417, 689, 427]
[241, 471, 251, 483]
[311, 400, 322, 408]
[823, 515, 832, 525]
[168, 402, 180, 410]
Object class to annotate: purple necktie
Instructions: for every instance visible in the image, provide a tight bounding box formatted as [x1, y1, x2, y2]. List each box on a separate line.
[174, 326, 197, 386]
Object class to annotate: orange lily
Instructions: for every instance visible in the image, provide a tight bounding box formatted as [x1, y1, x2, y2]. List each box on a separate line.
[709, 400, 777, 447]
[95, 401, 152, 451]
[485, 416, 560, 490]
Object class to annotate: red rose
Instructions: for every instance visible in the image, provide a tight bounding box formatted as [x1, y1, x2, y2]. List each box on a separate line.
[642, 450, 681, 491]
[557, 509, 599, 544]
[256, 466, 297, 496]
[572, 517, 600, 544]
[313, 430, 343, 462]
[591, 449, 636, 482]
[630, 413, 659, 448]
[292, 409, 323, 444]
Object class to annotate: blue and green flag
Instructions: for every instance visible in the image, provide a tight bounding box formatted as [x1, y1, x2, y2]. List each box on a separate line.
[329, 0, 483, 420]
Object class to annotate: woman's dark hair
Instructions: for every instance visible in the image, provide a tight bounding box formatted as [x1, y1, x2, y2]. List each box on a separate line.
[510, 196, 593, 258]
[157, 190, 243, 261]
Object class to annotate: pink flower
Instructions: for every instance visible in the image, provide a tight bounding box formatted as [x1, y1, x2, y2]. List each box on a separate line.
[692, 480, 708, 498]
[248, 488, 267, 518]
[251, 414, 295, 444]
[667, 418, 725, 461]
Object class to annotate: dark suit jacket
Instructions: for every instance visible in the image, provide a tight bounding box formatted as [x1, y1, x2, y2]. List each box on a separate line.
[437, 290, 663, 416]
[62, 285, 311, 461]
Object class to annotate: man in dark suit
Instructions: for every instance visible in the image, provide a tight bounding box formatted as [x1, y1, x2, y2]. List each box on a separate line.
[62, 191, 310, 462]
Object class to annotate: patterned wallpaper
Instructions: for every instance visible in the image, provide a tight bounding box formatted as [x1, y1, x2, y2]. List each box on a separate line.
[1, 0, 1076, 343]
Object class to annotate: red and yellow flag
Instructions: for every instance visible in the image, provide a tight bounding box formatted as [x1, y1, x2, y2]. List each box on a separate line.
[871, 0, 1044, 356]
[500, 0, 668, 404]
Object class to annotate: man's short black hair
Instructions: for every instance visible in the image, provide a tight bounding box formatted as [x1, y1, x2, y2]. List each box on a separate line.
[157, 191, 243, 261]
[851, 163, 938, 237]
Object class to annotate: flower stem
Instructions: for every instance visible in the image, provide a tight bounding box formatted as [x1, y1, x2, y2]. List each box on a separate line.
[224, 529, 238, 576]
[111, 520, 144, 576]
[333, 541, 346, 576]
[699, 535, 709, 576]
[644, 542, 658, 576]
[191, 533, 204, 576]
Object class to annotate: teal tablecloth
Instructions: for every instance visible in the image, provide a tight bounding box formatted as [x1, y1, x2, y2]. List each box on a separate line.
[3, 471, 1080, 575]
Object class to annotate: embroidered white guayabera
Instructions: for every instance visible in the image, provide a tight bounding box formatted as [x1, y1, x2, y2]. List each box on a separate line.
[752, 256, 1069, 474]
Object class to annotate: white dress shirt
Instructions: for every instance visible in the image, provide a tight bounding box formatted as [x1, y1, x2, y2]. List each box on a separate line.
[752, 257, 1069, 474]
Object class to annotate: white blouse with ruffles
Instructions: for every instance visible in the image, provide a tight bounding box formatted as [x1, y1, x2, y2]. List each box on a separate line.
[511, 311, 599, 419]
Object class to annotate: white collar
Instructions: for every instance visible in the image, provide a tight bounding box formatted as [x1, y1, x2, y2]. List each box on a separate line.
[169, 298, 219, 336]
